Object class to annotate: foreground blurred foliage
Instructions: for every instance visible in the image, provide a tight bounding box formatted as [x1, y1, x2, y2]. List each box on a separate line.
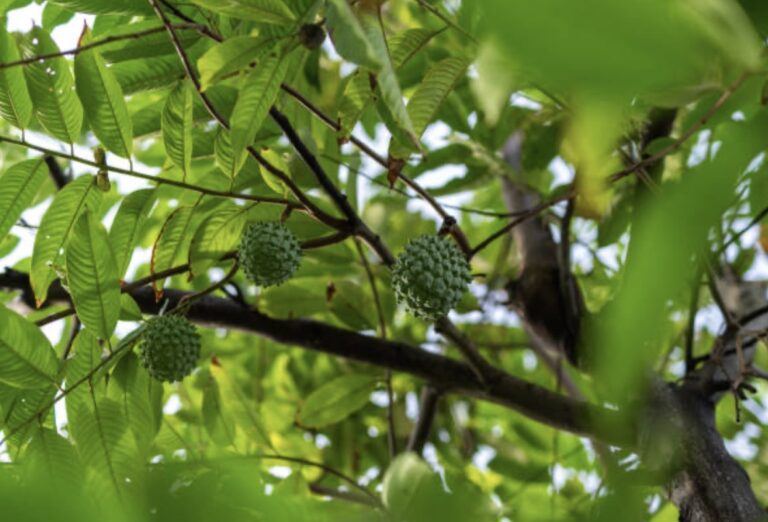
[0, 0, 767, 520]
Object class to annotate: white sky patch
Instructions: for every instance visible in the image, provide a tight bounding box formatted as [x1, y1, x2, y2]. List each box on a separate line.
[268, 466, 292, 479]
[55, 394, 68, 436]
[471, 444, 496, 472]
[163, 394, 182, 415]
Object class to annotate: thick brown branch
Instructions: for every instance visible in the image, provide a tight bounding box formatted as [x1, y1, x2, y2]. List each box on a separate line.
[0, 270, 629, 446]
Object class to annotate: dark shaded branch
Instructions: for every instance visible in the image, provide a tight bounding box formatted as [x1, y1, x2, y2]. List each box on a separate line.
[406, 386, 441, 454]
[44, 156, 70, 188]
[0, 269, 629, 446]
[663, 386, 765, 522]
[133, 288, 628, 444]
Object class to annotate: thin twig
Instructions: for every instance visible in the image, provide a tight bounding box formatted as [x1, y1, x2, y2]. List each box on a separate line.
[0, 135, 296, 207]
[354, 239, 397, 459]
[255, 454, 381, 505]
[413, 0, 477, 44]
[281, 83, 473, 256]
[609, 72, 751, 182]
[0, 24, 204, 70]
[322, 153, 522, 218]
[148, 0, 343, 229]
[469, 190, 573, 258]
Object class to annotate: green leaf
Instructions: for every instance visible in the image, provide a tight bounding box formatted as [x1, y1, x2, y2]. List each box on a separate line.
[338, 28, 436, 136]
[198, 35, 265, 91]
[41, 3, 75, 30]
[151, 205, 197, 296]
[325, 0, 381, 71]
[31, 175, 102, 305]
[260, 279, 327, 317]
[359, 9, 416, 144]
[390, 56, 470, 158]
[64, 329, 102, 421]
[0, 386, 57, 451]
[74, 25, 133, 158]
[389, 28, 438, 70]
[69, 397, 141, 500]
[108, 188, 155, 279]
[190, 0, 296, 25]
[481, 0, 762, 101]
[188, 201, 250, 277]
[214, 128, 247, 181]
[119, 293, 142, 321]
[382, 453, 435, 519]
[230, 51, 289, 165]
[0, 306, 58, 388]
[21, 26, 83, 144]
[202, 372, 237, 447]
[259, 147, 291, 194]
[113, 54, 187, 95]
[22, 427, 83, 486]
[66, 211, 121, 340]
[328, 280, 377, 330]
[0, 158, 47, 240]
[109, 352, 160, 451]
[299, 374, 378, 428]
[382, 453, 495, 522]
[162, 81, 194, 178]
[48, 0, 152, 15]
[0, 24, 33, 129]
[210, 361, 272, 448]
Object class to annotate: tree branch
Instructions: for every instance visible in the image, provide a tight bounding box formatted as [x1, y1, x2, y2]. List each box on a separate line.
[406, 386, 441, 454]
[0, 269, 629, 446]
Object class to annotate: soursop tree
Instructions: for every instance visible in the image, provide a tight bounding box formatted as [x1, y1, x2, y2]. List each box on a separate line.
[0, 1, 768, 521]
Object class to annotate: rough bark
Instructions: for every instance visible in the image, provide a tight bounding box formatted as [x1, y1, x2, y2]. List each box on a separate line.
[499, 117, 767, 520]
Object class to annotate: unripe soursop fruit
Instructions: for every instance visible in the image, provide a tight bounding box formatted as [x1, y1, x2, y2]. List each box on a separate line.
[139, 315, 201, 382]
[392, 235, 472, 320]
[238, 221, 302, 287]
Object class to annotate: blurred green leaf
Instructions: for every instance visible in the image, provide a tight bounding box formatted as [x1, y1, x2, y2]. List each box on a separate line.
[299, 374, 378, 428]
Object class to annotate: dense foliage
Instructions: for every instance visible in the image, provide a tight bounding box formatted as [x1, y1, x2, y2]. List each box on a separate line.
[0, 0, 768, 521]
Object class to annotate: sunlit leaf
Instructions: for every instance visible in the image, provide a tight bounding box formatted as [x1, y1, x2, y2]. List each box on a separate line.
[230, 50, 289, 165]
[0, 23, 33, 129]
[31, 175, 101, 305]
[0, 158, 47, 240]
[198, 35, 265, 91]
[190, 0, 296, 25]
[325, 0, 381, 71]
[0, 306, 58, 388]
[108, 188, 155, 279]
[21, 26, 83, 144]
[151, 204, 197, 297]
[66, 211, 121, 340]
[74, 25, 133, 158]
[162, 80, 194, 178]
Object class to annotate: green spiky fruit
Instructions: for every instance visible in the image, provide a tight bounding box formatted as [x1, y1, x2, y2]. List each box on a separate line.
[139, 315, 201, 382]
[392, 235, 472, 320]
[238, 221, 302, 287]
